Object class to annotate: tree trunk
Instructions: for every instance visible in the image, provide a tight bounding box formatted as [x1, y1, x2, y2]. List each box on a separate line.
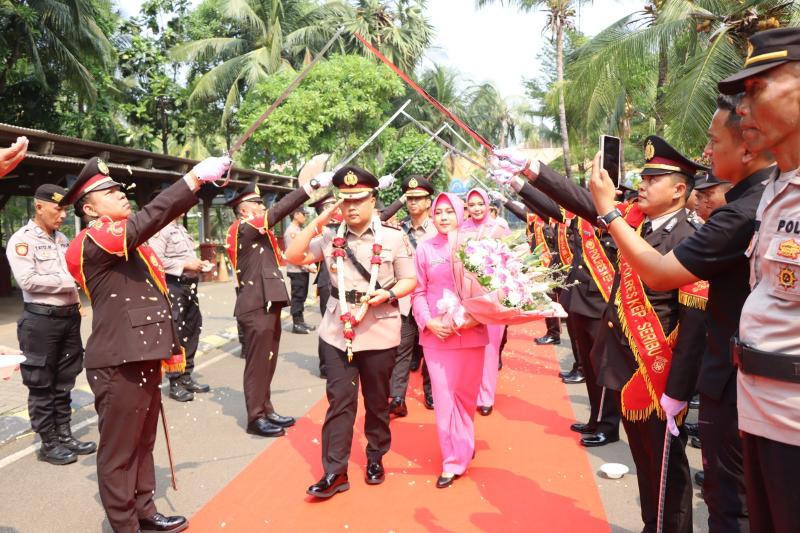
[160, 99, 169, 154]
[655, 36, 668, 134]
[555, 17, 573, 180]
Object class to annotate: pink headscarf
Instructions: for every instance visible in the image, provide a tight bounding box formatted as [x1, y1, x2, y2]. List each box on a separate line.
[431, 192, 465, 230]
[465, 187, 490, 225]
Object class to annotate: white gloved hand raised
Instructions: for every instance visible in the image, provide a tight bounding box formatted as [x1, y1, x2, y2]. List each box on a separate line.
[315, 171, 334, 188]
[491, 147, 530, 174]
[488, 168, 515, 186]
[192, 156, 232, 182]
[660, 393, 688, 437]
[488, 189, 507, 203]
[378, 174, 396, 190]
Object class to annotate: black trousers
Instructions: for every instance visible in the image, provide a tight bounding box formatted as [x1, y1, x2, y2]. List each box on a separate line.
[571, 312, 620, 434]
[320, 340, 395, 474]
[237, 307, 282, 423]
[87, 360, 161, 533]
[544, 289, 561, 339]
[166, 279, 202, 379]
[16, 310, 84, 433]
[317, 283, 331, 372]
[287, 272, 310, 322]
[389, 313, 431, 399]
[563, 315, 582, 374]
[742, 431, 800, 533]
[618, 391, 692, 533]
[699, 384, 749, 532]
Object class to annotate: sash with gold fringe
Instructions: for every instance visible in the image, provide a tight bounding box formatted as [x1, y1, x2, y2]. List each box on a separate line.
[557, 210, 574, 268]
[529, 214, 552, 267]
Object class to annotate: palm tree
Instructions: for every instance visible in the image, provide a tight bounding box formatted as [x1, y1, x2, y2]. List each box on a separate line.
[0, 0, 115, 102]
[476, 0, 583, 180]
[566, 0, 800, 154]
[465, 82, 516, 147]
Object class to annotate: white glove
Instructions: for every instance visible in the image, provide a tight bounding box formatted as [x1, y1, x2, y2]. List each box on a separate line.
[378, 174, 396, 190]
[488, 189, 507, 203]
[192, 156, 232, 182]
[315, 171, 334, 188]
[491, 147, 530, 174]
[660, 393, 687, 437]
[488, 168, 515, 186]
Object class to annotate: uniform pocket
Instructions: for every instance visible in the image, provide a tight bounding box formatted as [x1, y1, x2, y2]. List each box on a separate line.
[127, 305, 168, 328]
[764, 237, 800, 301]
[16, 318, 48, 366]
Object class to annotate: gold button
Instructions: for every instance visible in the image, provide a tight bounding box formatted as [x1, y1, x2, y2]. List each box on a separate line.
[607, 321, 614, 329]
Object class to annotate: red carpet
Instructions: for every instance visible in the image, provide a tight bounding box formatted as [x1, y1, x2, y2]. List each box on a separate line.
[191, 323, 610, 532]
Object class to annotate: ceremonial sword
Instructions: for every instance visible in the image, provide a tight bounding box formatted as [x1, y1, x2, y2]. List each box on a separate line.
[160, 403, 178, 490]
[656, 425, 672, 533]
[336, 99, 411, 169]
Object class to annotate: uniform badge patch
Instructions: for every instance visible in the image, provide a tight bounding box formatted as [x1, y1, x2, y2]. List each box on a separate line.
[344, 171, 358, 186]
[644, 140, 655, 161]
[15, 243, 28, 256]
[98, 159, 110, 175]
[778, 267, 797, 290]
[777, 238, 800, 260]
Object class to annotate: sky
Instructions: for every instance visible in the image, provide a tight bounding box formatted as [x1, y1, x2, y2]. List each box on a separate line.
[120, 0, 645, 100]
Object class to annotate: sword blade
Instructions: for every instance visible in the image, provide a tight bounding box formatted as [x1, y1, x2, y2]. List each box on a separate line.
[159, 403, 178, 491]
[336, 99, 411, 169]
[391, 124, 447, 176]
[656, 425, 672, 533]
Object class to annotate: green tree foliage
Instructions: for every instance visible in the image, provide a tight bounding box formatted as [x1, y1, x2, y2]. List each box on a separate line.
[236, 53, 404, 169]
[377, 129, 445, 206]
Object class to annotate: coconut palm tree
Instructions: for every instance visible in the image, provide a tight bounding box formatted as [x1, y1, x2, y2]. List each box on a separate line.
[476, 0, 583, 180]
[0, 0, 115, 102]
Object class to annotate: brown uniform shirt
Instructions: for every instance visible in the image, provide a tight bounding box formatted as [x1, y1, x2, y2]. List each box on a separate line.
[307, 219, 416, 352]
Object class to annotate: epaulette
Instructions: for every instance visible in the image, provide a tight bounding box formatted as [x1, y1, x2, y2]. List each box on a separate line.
[381, 222, 403, 232]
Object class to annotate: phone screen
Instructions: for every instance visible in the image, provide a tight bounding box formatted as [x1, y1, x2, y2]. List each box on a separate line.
[601, 135, 621, 188]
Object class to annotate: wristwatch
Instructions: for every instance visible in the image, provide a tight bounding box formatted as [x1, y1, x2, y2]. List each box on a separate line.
[597, 208, 622, 230]
[309, 178, 320, 190]
[387, 289, 397, 304]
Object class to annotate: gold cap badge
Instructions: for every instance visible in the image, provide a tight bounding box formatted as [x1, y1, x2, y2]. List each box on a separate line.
[408, 178, 419, 189]
[644, 140, 655, 161]
[98, 159, 109, 175]
[746, 41, 754, 62]
[52, 192, 64, 203]
[344, 171, 358, 186]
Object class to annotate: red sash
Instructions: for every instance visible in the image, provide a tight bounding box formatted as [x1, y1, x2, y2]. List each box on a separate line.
[226, 213, 284, 285]
[678, 280, 710, 310]
[528, 214, 552, 267]
[557, 210, 574, 268]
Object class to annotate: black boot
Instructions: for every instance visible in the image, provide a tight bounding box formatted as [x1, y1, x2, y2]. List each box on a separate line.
[56, 423, 97, 455]
[168, 379, 194, 402]
[37, 428, 77, 465]
[177, 375, 210, 393]
[292, 322, 309, 334]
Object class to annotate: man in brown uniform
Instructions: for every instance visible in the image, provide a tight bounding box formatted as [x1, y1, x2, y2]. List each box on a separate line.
[284, 166, 417, 499]
[63, 155, 231, 533]
[225, 174, 330, 437]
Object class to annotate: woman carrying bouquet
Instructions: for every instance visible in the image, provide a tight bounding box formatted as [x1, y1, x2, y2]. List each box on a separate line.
[461, 188, 511, 416]
[412, 192, 488, 488]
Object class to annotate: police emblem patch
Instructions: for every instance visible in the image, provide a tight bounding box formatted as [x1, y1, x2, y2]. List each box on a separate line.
[344, 171, 358, 186]
[15, 243, 28, 256]
[652, 356, 667, 374]
[98, 159, 110, 175]
[52, 192, 64, 203]
[778, 267, 798, 290]
[777, 238, 800, 260]
[408, 178, 419, 189]
[644, 140, 655, 161]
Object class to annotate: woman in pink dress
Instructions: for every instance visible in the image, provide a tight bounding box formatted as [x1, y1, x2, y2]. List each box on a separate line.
[460, 187, 511, 416]
[412, 192, 489, 488]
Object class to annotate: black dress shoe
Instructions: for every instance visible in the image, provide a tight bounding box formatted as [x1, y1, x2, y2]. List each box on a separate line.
[535, 334, 561, 345]
[319, 366, 327, 379]
[690, 436, 702, 449]
[410, 356, 421, 372]
[580, 432, 619, 447]
[307, 473, 350, 498]
[689, 396, 700, 409]
[558, 368, 576, 379]
[292, 323, 310, 334]
[365, 461, 385, 485]
[562, 371, 586, 384]
[436, 473, 460, 488]
[37, 428, 77, 465]
[478, 405, 493, 416]
[424, 394, 434, 410]
[570, 423, 597, 434]
[246, 418, 286, 437]
[300, 322, 317, 331]
[177, 375, 210, 393]
[389, 397, 408, 417]
[685, 422, 699, 438]
[139, 512, 188, 532]
[694, 471, 705, 487]
[56, 423, 97, 455]
[266, 412, 295, 428]
[168, 381, 194, 402]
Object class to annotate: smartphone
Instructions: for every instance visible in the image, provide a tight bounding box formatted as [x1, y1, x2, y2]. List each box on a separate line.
[600, 135, 622, 188]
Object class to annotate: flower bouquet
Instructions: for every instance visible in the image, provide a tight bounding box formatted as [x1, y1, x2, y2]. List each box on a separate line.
[447, 230, 567, 325]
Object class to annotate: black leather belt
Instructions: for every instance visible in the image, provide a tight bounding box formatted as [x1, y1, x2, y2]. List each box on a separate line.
[166, 274, 199, 285]
[731, 336, 800, 384]
[332, 289, 398, 307]
[24, 303, 80, 318]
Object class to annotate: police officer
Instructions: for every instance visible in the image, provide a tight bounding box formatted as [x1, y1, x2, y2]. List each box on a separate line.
[283, 166, 417, 500]
[6, 184, 96, 465]
[495, 137, 708, 532]
[717, 27, 800, 532]
[284, 208, 317, 334]
[62, 155, 230, 533]
[225, 174, 328, 438]
[148, 215, 211, 402]
[381, 175, 436, 416]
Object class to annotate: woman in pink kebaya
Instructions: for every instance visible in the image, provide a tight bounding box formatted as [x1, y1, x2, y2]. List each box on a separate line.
[412, 192, 488, 488]
[460, 187, 511, 416]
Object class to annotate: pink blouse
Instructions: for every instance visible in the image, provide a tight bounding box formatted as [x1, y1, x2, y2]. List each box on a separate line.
[412, 233, 489, 349]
